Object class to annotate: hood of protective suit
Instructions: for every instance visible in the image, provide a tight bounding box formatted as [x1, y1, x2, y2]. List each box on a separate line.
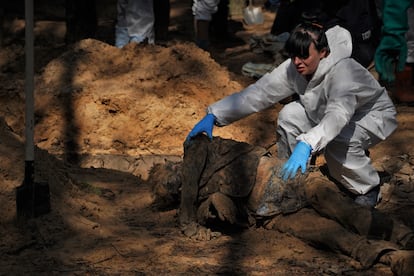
[310, 25, 353, 84]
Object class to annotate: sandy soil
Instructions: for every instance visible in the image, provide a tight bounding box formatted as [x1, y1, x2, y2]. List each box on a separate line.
[0, 0, 413, 275]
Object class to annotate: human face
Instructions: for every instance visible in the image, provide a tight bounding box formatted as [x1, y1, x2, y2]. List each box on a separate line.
[291, 42, 327, 79]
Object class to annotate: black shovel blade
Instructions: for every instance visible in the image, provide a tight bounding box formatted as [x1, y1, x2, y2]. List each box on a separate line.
[16, 181, 51, 218]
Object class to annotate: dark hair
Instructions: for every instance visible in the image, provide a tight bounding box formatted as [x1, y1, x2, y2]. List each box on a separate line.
[284, 22, 329, 59]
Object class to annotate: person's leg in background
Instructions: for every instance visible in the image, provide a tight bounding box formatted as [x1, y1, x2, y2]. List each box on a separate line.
[192, 0, 220, 50]
[115, 0, 129, 48]
[153, 0, 170, 43]
[210, 0, 228, 41]
[115, 0, 155, 48]
[270, 0, 321, 36]
[127, 0, 155, 44]
[65, 0, 97, 44]
[270, 0, 299, 36]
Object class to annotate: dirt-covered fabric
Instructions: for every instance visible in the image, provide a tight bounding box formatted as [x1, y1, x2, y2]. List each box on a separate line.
[249, 155, 309, 217]
[262, 170, 414, 270]
[305, 171, 414, 249]
[179, 136, 310, 226]
[266, 207, 398, 268]
[179, 135, 414, 270]
[152, 135, 414, 272]
[179, 135, 267, 225]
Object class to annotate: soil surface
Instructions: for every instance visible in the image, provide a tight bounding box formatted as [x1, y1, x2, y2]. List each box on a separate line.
[0, 1, 413, 275]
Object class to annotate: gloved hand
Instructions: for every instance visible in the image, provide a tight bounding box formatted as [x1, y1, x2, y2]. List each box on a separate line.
[375, 36, 407, 83]
[280, 141, 312, 181]
[374, 0, 413, 83]
[185, 113, 216, 143]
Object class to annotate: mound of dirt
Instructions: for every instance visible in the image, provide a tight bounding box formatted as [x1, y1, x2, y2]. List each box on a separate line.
[27, 39, 278, 158]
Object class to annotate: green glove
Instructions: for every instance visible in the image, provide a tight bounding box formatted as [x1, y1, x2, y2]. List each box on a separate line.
[375, 0, 414, 83]
[375, 36, 407, 83]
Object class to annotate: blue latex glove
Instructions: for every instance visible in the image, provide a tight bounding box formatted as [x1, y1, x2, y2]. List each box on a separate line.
[185, 113, 216, 143]
[280, 141, 312, 181]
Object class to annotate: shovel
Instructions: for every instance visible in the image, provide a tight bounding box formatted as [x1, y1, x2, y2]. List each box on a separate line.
[243, 0, 264, 25]
[16, 0, 50, 219]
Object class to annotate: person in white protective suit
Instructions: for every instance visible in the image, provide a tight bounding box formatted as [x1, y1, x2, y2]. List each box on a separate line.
[192, 0, 220, 49]
[185, 22, 398, 208]
[115, 0, 155, 48]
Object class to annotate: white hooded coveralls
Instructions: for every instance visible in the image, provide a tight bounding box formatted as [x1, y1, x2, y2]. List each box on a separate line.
[193, 0, 221, 21]
[116, 0, 154, 47]
[207, 26, 397, 195]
